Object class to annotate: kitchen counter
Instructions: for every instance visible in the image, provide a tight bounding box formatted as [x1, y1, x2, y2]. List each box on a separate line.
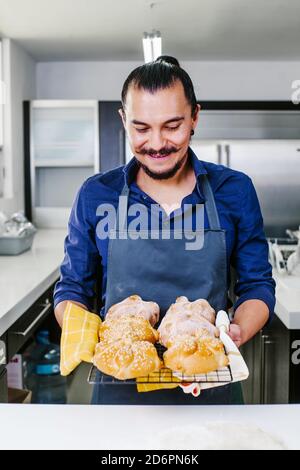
[274, 269, 300, 329]
[0, 404, 299, 449]
[0, 229, 66, 336]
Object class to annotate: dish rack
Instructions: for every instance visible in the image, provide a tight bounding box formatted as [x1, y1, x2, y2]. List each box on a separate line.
[268, 237, 299, 274]
[87, 343, 233, 385]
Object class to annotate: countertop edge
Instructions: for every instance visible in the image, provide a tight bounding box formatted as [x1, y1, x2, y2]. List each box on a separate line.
[0, 267, 60, 337]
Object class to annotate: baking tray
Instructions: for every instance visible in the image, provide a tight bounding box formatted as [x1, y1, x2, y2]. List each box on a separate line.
[87, 343, 233, 385]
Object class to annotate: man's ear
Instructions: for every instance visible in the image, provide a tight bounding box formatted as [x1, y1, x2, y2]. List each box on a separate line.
[118, 108, 126, 129]
[192, 103, 201, 126]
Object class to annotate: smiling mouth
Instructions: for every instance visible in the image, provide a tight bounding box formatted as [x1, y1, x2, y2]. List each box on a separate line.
[148, 153, 170, 159]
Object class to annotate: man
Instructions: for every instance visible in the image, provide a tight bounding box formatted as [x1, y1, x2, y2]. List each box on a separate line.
[54, 56, 275, 404]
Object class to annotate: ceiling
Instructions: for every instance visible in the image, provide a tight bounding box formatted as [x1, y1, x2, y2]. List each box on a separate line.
[0, 0, 300, 61]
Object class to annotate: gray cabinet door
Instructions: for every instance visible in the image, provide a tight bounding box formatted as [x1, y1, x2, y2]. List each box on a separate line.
[241, 332, 262, 404]
[261, 315, 290, 404]
[189, 141, 222, 165]
[0, 367, 8, 403]
[241, 315, 290, 404]
[99, 102, 125, 172]
[25, 100, 100, 228]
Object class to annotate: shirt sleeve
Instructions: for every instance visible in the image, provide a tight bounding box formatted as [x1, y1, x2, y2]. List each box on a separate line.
[232, 175, 276, 321]
[53, 179, 101, 311]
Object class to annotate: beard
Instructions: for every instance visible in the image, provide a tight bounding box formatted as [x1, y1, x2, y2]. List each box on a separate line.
[136, 152, 187, 180]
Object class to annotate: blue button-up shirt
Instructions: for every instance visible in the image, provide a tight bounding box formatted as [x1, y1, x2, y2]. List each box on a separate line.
[53, 147, 276, 319]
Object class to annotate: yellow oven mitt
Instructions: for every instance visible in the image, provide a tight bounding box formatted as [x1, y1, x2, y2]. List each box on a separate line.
[136, 367, 181, 392]
[60, 301, 101, 376]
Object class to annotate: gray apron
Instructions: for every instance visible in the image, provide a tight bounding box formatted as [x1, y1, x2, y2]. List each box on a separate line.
[91, 174, 243, 404]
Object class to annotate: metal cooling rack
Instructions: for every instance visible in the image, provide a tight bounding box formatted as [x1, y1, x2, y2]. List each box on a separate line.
[87, 343, 233, 385]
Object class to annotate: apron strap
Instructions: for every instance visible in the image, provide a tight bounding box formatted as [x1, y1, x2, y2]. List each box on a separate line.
[117, 174, 221, 231]
[116, 183, 130, 231]
[199, 174, 221, 230]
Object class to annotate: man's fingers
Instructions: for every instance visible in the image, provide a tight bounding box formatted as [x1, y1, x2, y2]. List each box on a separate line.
[229, 324, 241, 338]
[228, 324, 242, 347]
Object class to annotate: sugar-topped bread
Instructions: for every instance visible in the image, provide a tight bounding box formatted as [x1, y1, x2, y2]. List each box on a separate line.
[163, 335, 228, 375]
[106, 295, 160, 327]
[99, 314, 159, 344]
[158, 296, 218, 347]
[93, 338, 162, 380]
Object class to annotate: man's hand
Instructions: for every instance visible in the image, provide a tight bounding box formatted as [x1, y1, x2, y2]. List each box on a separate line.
[228, 323, 242, 348]
[229, 299, 270, 347]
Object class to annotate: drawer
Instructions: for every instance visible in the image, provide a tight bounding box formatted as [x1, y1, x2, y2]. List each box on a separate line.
[7, 287, 54, 361]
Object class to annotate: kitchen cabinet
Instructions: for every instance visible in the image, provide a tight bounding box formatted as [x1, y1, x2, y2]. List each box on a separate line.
[24, 100, 100, 228]
[0, 333, 8, 403]
[0, 282, 59, 403]
[0, 366, 8, 403]
[194, 104, 300, 140]
[241, 314, 300, 404]
[6, 286, 55, 361]
[24, 100, 126, 228]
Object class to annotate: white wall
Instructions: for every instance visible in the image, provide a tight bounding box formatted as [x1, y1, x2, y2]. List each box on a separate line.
[0, 39, 36, 214]
[36, 60, 300, 101]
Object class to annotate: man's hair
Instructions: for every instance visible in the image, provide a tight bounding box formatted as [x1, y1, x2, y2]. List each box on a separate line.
[121, 55, 198, 117]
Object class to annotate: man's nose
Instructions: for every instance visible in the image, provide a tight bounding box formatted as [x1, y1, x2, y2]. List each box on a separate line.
[148, 130, 166, 151]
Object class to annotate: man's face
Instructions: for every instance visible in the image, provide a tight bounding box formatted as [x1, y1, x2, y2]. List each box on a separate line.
[119, 80, 200, 180]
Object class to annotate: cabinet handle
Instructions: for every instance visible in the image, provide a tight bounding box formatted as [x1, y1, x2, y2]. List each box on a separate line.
[217, 144, 222, 165]
[224, 144, 230, 167]
[12, 301, 52, 337]
[260, 333, 275, 404]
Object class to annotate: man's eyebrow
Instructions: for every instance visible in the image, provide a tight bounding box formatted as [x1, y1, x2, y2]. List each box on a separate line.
[131, 116, 185, 126]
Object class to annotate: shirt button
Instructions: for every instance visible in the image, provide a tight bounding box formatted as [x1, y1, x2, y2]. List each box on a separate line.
[142, 195, 147, 200]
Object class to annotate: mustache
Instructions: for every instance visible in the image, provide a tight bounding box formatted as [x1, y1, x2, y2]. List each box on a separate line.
[139, 147, 178, 156]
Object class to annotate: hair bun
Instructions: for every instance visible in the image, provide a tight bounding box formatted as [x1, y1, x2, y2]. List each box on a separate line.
[155, 55, 180, 67]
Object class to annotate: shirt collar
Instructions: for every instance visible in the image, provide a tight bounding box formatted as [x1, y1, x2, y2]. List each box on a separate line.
[188, 146, 208, 178]
[123, 146, 207, 198]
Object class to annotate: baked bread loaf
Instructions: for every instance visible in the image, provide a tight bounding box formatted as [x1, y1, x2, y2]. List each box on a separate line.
[163, 335, 229, 375]
[99, 314, 159, 344]
[106, 295, 160, 326]
[159, 318, 218, 348]
[158, 297, 228, 375]
[93, 339, 162, 380]
[158, 296, 218, 347]
[174, 296, 216, 324]
[94, 298, 161, 380]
